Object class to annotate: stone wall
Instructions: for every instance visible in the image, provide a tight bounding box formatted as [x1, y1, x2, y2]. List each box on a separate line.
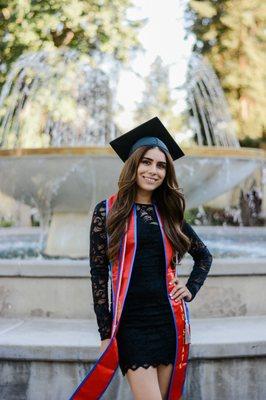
[1, 357, 265, 400]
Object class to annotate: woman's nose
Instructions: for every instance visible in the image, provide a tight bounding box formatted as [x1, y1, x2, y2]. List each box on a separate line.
[148, 164, 157, 173]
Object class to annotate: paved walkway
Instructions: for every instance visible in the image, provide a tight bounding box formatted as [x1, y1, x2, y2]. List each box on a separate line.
[0, 316, 265, 361]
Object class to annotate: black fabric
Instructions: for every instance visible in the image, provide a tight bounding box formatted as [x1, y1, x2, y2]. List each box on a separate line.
[109, 116, 185, 162]
[89, 200, 213, 375]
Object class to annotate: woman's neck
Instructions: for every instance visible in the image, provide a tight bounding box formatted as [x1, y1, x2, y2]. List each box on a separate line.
[135, 190, 153, 204]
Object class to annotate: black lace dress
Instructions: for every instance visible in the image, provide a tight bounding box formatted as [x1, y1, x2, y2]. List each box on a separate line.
[90, 201, 213, 376]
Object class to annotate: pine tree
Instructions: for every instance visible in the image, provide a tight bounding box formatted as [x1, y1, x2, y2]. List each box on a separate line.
[134, 56, 185, 133]
[186, 0, 266, 142]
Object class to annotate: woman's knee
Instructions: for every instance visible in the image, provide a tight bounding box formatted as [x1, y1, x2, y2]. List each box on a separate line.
[126, 366, 162, 400]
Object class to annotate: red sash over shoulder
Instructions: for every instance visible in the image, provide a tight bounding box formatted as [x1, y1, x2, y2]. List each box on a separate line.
[69, 194, 190, 400]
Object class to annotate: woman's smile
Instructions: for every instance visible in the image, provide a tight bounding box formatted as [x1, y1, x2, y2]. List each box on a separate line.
[142, 176, 158, 184]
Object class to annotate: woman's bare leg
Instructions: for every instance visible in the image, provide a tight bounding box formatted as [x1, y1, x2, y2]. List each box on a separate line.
[157, 364, 173, 400]
[126, 366, 162, 400]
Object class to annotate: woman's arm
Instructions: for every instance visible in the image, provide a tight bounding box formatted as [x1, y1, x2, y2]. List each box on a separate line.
[90, 200, 112, 340]
[181, 220, 213, 302]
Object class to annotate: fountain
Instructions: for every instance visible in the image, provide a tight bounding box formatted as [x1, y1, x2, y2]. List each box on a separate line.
[0, 49, 119, 256]
[186, 54, 240, 147]
[0, 50, 264, 257]
[0, 49, 117, 148]
[0, 49, 265, 400]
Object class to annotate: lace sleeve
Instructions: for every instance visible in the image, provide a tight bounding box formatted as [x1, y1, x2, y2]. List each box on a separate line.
[90, 200, 112, 340]
[181, 220, 213, 302]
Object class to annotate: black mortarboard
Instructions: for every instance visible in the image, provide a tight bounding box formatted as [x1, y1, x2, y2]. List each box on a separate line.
[109, 117, 185, 162]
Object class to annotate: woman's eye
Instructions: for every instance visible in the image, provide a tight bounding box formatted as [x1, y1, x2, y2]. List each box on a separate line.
[141, 159, 165, 169]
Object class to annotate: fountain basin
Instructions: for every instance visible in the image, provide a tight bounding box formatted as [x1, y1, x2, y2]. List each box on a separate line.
[0, 146, 264, 257]
[0, 146, 263, 211]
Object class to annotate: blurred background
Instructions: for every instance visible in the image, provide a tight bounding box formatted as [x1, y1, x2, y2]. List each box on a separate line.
[0, 1, 265, 399]
[0, 0, 265, 244]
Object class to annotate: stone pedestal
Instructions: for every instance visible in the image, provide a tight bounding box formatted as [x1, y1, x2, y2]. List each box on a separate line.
[45, 212, 90, 258]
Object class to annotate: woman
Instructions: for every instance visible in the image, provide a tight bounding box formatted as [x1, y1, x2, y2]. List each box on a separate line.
[70, 117, 213, 400]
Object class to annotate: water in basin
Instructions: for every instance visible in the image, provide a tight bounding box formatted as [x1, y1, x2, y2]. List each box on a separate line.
[0, 227, 265, 259]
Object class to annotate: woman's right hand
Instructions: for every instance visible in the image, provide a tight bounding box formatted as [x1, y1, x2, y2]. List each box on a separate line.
[100, 338, 111, 354]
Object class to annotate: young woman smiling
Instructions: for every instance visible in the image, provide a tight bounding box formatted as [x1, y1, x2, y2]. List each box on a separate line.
[70, 117, 213, 400]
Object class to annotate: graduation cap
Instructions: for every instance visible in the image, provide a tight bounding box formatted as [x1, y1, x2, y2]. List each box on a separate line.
[109, 117, 185, 162]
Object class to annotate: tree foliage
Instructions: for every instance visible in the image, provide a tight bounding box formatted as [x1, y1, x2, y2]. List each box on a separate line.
[0, 0, 143, 87]
[134, 56, 186, 133]
[186, 0, 266, 141]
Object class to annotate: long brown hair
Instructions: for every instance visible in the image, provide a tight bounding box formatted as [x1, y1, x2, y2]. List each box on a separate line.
[106, 145, 191, 266]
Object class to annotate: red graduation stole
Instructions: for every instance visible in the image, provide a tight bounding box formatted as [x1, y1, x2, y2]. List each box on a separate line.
[69, 194, 190, 400]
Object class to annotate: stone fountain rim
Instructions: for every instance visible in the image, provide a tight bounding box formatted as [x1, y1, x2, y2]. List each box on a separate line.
[0, 146, 265, 160]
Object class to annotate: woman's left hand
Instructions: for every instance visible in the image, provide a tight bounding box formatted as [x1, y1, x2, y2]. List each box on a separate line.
[169, 277, 192, 302]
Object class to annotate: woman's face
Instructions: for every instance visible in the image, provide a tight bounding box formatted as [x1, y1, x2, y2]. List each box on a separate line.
[136, 147, 167, 193]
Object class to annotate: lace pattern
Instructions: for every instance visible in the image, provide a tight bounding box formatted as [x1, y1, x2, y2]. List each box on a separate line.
[181, 220, 213, 301]
[121, 361, 173, 376]
[89, 200, 213, 340]
[135, 203, 158, 224]
[89, 201, 111, 340]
